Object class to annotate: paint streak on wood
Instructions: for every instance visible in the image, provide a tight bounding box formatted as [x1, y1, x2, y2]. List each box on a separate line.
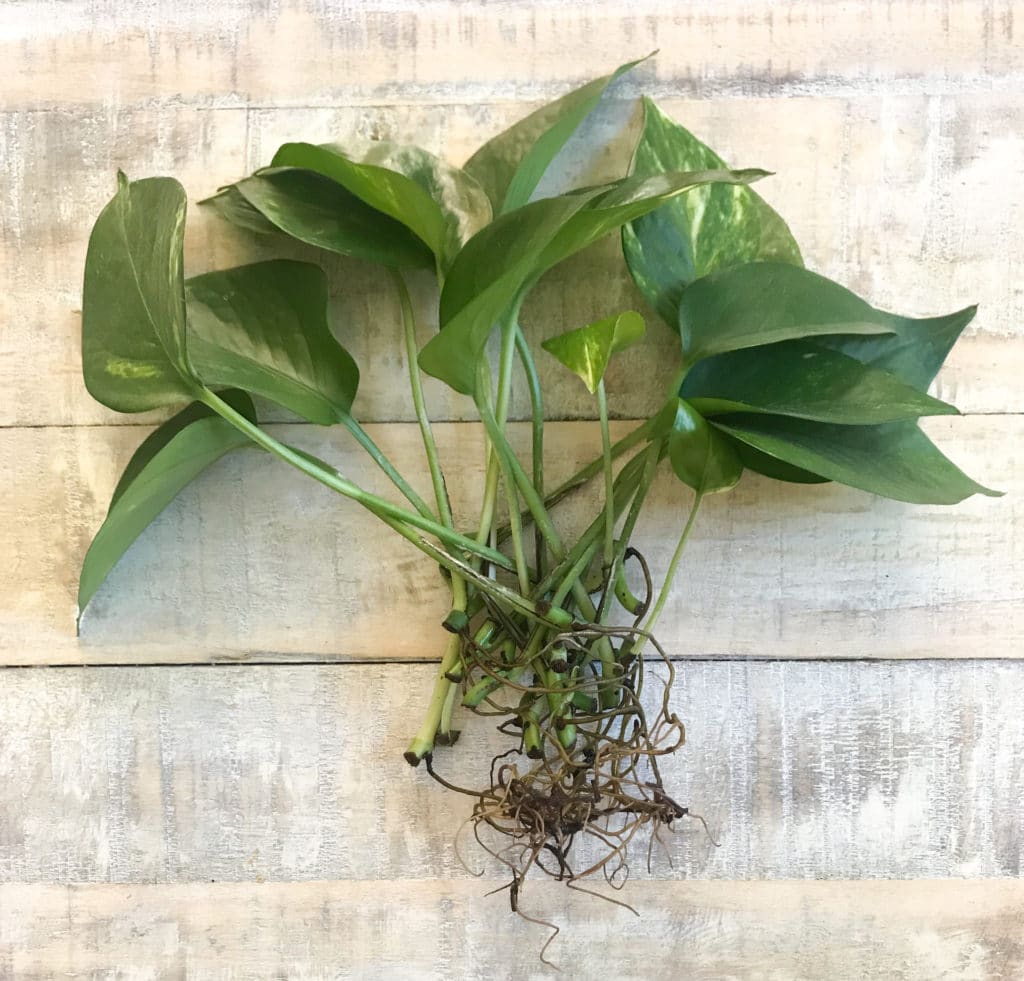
[1, 662, 1022, 883]
[2, 879, 1022, 979]
[2, 1, 1023, 110]
[1, 417, 1014, 666]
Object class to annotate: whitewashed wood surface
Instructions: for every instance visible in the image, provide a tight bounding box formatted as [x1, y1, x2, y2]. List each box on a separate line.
[2, 1, 1023, 978]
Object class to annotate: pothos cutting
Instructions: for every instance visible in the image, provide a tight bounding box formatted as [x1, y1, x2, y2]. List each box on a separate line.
[77, 56, 998, 959]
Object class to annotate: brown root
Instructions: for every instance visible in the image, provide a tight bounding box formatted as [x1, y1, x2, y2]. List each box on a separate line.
[425, 600, 716, 968]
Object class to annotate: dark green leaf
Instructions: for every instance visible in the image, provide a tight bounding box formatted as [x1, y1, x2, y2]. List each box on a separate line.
[622, 98, 803, 327]
[82, 173, 197, 412]
[681, 340, 958, 424]
[726, 438, 828, 484]
[464, 55, 650, 214]
[816, 305, 977, 393]
[357, 142, 492, 270]
[541, 310, 645, 392]
[271, 142, 448, 260]
[679, 262, 896, 365]
[78, 392, 258, 617]
[421, 169, 766, 395]
[206, 168, 435, 269]
[186, 260, 359, 425]
[201, 185, 280, 236]
[713, 414, 1001, 505]
[109, 390, 255, 508]
[660, 398, 743, 494]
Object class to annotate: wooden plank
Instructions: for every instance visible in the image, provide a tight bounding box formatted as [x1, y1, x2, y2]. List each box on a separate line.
[2, 879, 1022, 979]
[3, 92, 1022, 427]
[3, 1, 1023, 111]
[2, 416, 1015, 666]
[2, 661, 1022, 882]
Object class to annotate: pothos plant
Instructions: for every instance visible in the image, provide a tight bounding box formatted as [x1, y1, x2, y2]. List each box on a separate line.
[78, 57, 997, 953]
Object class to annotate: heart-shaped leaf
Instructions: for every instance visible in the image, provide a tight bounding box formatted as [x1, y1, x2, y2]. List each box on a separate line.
[541, 311, 645, 392]
[186, 260, 359, 425]
[622, 98, 803, 328]
[206, 168, 435, 269]
[681, 340, 958, 424]
[357, 141, 492, 270]
[421, 169, 766, 395]
[207, 142, 491, 273]
[714, 414, 1000, 505]
[78, 391, 258, 618]
[679, 262, 898, 365]
[465, 55, 651, 215]
[82, 173, 198, 412]
[270, 142, 448, 259]
[654, 398, 743, 495]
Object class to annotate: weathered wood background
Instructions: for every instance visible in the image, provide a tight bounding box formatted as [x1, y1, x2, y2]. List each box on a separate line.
[2, 1, 1022, 977]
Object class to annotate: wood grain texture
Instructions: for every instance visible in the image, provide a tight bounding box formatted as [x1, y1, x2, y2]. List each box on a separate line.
[3, 1, 1023, 975]
[3, 91, 1022, 426]
[3, 416, 1014, 666]
[3, 879, 1023, 980]
[3, 0, 1023, 111]
[2, 661, 1023, 883]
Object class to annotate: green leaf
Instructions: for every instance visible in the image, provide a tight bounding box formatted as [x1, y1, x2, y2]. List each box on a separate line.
[679, 262, 897, 365]
[681, 340, 959, 424]
[82, 173, 197, 412]
[186, 260, 359, 425]
[270, 142, 447, 258]
[541, 311, 645, 393]
[421, 169, 766, 395]
[658, 398, 743, 494]
[78, 392, 258, 618]
[726, 439, 828, 484]
[206, 168, 435, 269]
[622, 98, 803, 327]
[816, 305, 978, 393]
[201, 185, 280, 236]
[713, 414, 1001, 505]
[464, 55, 650, 214]
[357, 142, 492, 270]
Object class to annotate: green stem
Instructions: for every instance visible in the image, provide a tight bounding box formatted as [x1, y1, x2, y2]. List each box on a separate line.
[390, 266, 469, 640]
[473, 301, 525, 565]
[494, 416, 655, 547]
[405, 633, 461, 764]
[338, 412, 436, 521]
[503, 472, 532, 596]
[477, 390, 564, 564]
[390, 268, 453, 527]
[403, 531, 572, 630]
[473, 367, 502, 562]
[596, 381, 615, 572]
[544, 417, 654, 508]
[630, 489, 704, 656]
[532, 447, 649, 600]
[599, 439, 662, 624]
[198, 388, 511, 572]
[515, 326, 545, 577]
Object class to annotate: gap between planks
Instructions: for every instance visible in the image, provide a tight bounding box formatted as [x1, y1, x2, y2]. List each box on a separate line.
[5, 655, 1024, 671]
